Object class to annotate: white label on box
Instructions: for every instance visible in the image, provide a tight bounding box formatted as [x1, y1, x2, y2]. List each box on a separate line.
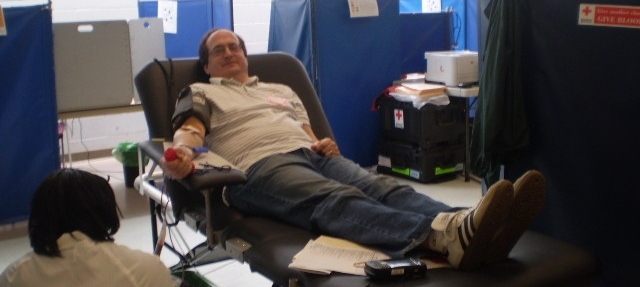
[378, 155, 391, 167]
[394, 109, 404, 129]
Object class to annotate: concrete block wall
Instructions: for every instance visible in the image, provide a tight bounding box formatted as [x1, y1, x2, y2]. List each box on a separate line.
[47, 0, 272, 158]
[233, 0, 272, 54]
[52, 0, 138, 22]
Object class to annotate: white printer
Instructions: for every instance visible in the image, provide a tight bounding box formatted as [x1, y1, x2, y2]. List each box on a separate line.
[424, 51, 478, 87]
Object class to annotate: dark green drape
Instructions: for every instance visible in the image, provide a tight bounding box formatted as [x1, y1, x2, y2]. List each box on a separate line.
[470, 0, 530, 186]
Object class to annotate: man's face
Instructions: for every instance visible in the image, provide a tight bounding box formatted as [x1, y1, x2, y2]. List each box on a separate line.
[203, 30, 249, 82]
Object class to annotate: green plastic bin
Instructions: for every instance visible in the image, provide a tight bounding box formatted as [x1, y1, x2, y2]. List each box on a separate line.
[112, 142, 146, 188]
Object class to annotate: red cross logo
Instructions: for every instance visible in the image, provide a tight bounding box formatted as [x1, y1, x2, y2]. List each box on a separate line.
[582, 6, 592, 16]
[394, 109, 405, 129]
[395, 109, 403, 121]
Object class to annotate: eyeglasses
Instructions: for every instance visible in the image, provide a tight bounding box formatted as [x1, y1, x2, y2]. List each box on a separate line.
[209, 43, 242, 57]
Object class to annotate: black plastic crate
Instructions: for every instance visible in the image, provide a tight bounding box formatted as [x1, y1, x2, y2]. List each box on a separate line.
[377, 139, 464, 183]
[377, 95, 466, 149]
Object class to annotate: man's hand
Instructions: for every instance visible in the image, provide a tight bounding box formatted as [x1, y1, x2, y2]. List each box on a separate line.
[162, 146, 195, 179]
[311, 137, 341, 157]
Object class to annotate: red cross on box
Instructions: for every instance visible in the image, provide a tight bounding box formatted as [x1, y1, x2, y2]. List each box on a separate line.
[394, 109, 404, 129]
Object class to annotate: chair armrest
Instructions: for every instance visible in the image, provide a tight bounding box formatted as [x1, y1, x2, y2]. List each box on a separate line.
[138, 140, 247, 190]
[139, 140, 247, 246]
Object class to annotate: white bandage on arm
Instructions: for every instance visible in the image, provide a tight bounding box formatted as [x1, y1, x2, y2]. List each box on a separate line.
[179, 124, 205, 142]
[173, 123, 206, 156]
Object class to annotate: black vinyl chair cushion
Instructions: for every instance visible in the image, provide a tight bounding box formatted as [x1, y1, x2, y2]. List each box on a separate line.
[225, 219, 599, 287]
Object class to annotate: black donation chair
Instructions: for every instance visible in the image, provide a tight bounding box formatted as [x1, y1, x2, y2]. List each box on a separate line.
[134, 52, 600, 287]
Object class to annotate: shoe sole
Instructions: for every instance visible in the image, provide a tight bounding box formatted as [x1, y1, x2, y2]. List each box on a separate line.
[456, 180, 514, 271]
[486, 170, 546, 264]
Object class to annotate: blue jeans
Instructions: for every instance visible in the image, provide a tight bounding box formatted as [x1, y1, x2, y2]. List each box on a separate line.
[227, 148, 454, 257]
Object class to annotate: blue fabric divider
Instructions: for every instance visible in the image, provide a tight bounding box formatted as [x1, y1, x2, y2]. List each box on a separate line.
[399, 0, 421, 13]
[270, 0, 402, 165]
[0, 5, 59, 224]
[315, 0, 401, 166]
[464, 0, 478, 51]
[400, 0, 479, 51]
[268, 0, 313, 80]
[270, 0, 459, 165]
[442, 0, 466, 49]
[474, 0, 640, 284]
[138, 0, 232, 58]
[211, 0, 233, 29]
[399, 12, 453, 74]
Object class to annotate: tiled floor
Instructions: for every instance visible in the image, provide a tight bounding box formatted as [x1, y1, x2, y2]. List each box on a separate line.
[0, 156, 482, 286]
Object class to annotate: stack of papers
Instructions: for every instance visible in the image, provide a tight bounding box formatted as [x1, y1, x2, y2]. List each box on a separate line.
[388, 82, 450, 109]
[394, 83, 447, 98]
[288, 235, 390, 276]
[288, 235, 454, 276]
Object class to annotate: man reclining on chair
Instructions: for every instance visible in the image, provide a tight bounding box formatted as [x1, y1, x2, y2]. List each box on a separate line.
[162, 28, 546, 271]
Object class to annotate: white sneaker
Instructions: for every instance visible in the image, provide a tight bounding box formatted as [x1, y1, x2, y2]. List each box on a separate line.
[429, 180, 514, 270]
[486, 170, 546, 264]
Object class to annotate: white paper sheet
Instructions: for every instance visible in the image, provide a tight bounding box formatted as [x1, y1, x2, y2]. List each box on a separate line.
[347, 0, 379, 18]
[289, 235, 390, 276]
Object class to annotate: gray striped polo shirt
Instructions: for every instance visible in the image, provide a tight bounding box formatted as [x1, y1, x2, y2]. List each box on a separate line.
[190, 76, 313, 172]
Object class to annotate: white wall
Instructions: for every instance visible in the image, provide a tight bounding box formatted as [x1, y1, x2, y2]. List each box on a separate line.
[233, 0, 272, 54]
[52, 0, 138, 22]
[48, 0, 272, 156]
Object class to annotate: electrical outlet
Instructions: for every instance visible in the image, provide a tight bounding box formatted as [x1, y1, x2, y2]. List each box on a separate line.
[158, 0, 178, 34]
[422, 0, 442, 13]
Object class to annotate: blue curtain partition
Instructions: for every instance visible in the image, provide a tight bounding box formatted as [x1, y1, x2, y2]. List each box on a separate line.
[269, 0, 453, 165]
[475, 0, 640, 285]
[0, 4, 59, 224]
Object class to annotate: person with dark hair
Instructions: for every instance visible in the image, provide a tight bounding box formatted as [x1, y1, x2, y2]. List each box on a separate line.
[0, 168, 174, 287]
[162, 28, 546, 271]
